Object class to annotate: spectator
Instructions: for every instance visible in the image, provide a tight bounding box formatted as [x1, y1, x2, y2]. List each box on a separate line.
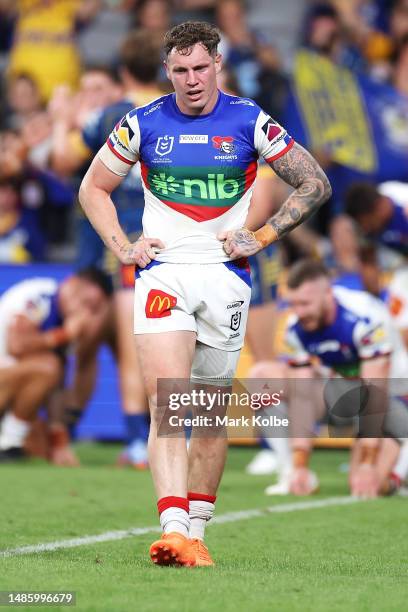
[246, 0, 308, 73]
[172, 0, 216, 24]
[0, 129, 74, 254]
[49, 67, 122, 178]
[216, 0, 287, 118]
[5, 74, 43, 131]
[0, 176, 45, 262]
[77, 0, 136, 68]
[392, 35, 408, 97]
[390, 0, 408, 46]
[137, 0, 172, 34]
[7, 0, 100, 101]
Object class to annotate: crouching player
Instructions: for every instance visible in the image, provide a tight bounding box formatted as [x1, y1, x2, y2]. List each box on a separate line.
[0, 269, 112, 461]
[256, 259, 408, 497]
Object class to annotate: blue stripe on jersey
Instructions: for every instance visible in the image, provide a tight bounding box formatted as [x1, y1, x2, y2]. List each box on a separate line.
[135, 259, 163, 280]
[223, 259, 252, 288]
[39, 291, 63, 331]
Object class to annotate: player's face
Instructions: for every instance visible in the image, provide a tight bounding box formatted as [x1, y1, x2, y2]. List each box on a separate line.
[80, 71, 120, 110]
[165, 43, 222, 116]
[287, 278, 332, 331]
[59, 278, 108, 317]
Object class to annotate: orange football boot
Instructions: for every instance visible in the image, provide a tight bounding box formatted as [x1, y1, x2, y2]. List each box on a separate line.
[149, 532, 196, 567]
[190, 538, 215, 567]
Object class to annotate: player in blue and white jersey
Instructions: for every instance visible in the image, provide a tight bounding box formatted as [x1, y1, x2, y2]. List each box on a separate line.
[79, 21, 331, 567]
[345, 181, 408, 256]
[255, 259, 408, 497]
[0, 270, 112, 462]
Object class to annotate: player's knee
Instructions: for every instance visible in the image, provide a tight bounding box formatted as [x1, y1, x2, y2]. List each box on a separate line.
[36, 353, 63, 386]
[248, 360, 288, 380]
[191, 344, 239, 387]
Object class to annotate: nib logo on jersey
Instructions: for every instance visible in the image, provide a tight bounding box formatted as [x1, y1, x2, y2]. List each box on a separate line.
[212, 136, 238, 160]
[141, 162, 255, 222]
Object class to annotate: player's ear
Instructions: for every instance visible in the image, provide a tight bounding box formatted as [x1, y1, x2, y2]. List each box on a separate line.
[214, 53, 222, 74]
[164, 60, 170, 80]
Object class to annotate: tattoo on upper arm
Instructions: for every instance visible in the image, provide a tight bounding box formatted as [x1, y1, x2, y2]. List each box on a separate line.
[268, 143, 332, 238]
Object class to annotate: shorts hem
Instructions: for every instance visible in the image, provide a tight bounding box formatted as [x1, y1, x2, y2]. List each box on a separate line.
[134, 326, 197, 335]
[196, 334, 243, 352]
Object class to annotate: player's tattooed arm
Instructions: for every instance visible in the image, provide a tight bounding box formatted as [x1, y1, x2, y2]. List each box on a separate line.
[220, 143, 332, 258]
[111, 234, 165, 267]
[267, 142, 332, 239]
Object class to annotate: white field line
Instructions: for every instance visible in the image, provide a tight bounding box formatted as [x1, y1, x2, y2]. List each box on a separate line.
[0, 496, 360, 558]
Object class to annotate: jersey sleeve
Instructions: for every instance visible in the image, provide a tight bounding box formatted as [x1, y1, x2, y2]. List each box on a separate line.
[284, 323, 312, 367]
[353, 305, 393, 360]
[254, 110, 295, 163]
[98, 112, 141, 176]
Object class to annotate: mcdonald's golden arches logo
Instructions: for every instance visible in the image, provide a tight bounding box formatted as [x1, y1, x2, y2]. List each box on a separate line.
[145, 289, 177, 318]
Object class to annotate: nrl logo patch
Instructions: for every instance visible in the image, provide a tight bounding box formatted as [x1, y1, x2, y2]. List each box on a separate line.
[155, 135, 174, 156]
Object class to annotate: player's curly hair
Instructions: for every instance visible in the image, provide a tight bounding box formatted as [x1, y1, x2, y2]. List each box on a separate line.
[164, 21, 221, 57]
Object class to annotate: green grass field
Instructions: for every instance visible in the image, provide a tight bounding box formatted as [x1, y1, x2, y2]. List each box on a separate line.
[1, 445, 407, 612]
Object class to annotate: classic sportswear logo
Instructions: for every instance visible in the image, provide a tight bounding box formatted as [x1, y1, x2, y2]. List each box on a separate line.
[144, 101, 164, 116]
[179, 135, 208, 144]
[145, 289, 177, 318]
[229, 99, 255, 106]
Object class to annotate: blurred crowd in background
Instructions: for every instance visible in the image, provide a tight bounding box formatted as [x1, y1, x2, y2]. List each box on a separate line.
[0, 0, 407, 270]
[1, 1, 408, 488]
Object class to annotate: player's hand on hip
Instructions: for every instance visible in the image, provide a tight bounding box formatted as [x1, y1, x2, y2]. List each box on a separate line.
[118, 237, 165, 267]
[217, 228, 261, 259]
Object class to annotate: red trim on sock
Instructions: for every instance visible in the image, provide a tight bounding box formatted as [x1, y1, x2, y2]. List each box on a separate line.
[187, 491, 216, 504]
[157, 496, 189, 515]
[390, 472, 402, 488]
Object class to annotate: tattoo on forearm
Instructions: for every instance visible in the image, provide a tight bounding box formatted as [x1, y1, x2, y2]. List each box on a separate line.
[111, 235, 128, 253]
[268, 143, 332, 239]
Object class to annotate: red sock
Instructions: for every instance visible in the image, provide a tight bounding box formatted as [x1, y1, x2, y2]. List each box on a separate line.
[157, 495, 189, 514]
[187, 491, 216, 503]
[157, 496, 190, 537]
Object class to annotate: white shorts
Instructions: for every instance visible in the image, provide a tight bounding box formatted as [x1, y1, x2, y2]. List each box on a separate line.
[134, 259, 252, 351]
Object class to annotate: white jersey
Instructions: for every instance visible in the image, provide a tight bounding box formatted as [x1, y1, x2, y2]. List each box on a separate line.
[0, 278, 61, 363]
[99, 91, 294, 263]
